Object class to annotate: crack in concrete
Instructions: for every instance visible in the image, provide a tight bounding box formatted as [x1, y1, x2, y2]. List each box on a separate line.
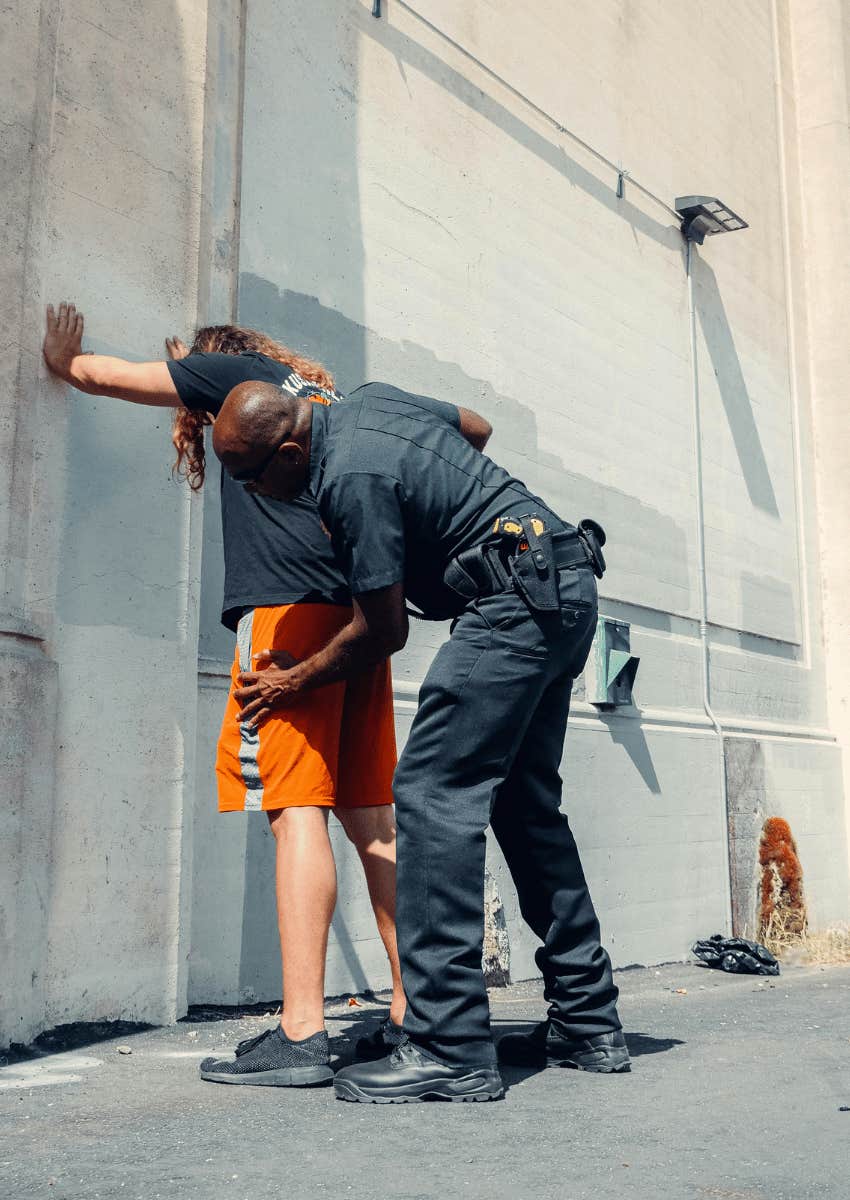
[30, 569, 192, 608]
[61, 186, 195, 244]
[372, 181, 459, 242]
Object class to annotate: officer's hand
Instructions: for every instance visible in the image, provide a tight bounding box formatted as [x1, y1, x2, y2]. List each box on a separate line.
[234, 649, 300, 729]
[165, 336, 190, 361]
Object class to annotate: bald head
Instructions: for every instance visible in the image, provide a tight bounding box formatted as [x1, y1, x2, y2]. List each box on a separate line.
[213, 381, 314, 501]
[213, 381, 299, 457]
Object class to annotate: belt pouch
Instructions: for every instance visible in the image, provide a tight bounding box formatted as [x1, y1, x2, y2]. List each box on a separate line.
[509, 532, 561, 613]
[577, 519, 607, 579]
[444, 545, 494, 601]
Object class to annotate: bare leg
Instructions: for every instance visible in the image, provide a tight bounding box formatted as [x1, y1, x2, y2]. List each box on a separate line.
[267, 806, 337, 1040]
[334, 805, 406, 1025]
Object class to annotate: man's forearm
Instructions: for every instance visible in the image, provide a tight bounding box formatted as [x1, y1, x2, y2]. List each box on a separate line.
[237, 584, 407, 728]
[287, 619, 394, 694]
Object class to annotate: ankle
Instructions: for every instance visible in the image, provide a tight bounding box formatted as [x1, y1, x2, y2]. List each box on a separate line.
[389, 999, 406, 1027]
[280, 1016, 325, 1041]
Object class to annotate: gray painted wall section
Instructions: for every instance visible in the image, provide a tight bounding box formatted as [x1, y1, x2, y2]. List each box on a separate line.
[187, 0, 847, 1005]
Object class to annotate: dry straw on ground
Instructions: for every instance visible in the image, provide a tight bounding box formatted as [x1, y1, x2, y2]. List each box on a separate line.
[760, 904, 850, 964]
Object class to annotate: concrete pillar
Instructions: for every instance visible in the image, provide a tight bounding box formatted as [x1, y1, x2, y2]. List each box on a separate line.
[788, 0, 850, 878]
[0, 0, 208, 1045]
[0, 0, 62, 1046]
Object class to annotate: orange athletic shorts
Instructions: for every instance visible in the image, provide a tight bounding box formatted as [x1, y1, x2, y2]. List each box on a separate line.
[215, 604, 397, 813]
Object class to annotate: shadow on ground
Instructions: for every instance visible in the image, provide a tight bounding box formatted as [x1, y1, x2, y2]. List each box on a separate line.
[324, 1011, 684, 1095]
[3, 1020, 156, 1066]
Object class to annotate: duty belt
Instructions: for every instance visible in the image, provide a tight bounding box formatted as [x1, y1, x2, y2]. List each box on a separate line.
[443, 514, 606, 613]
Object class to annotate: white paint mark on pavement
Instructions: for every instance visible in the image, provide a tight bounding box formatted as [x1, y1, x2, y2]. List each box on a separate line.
[0, 1053, 102, 1090]
[146, 1050, 209, 1059]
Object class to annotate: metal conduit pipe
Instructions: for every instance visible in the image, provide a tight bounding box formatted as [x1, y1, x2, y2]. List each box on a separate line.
[391, 0, 681, 221]
[685, 239, 734, 935]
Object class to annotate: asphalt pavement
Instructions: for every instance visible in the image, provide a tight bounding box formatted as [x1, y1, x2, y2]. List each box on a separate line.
[2, 961, 848, 1200]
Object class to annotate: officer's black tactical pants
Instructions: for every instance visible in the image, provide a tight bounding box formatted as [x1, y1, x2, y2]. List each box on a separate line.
[394, 564, 621, 1066]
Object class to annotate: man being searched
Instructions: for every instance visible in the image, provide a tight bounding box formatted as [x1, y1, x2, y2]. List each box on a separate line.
[42, 303, 405, 1087]
[212, 378, 630, 1103]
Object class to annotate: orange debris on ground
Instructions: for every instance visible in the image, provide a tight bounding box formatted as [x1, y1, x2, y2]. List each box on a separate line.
[758, 816, 806, 938]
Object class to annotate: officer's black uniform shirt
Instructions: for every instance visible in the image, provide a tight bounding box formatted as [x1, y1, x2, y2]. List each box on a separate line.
[308, 382, 563, 617]
[167, 351, 350, 629]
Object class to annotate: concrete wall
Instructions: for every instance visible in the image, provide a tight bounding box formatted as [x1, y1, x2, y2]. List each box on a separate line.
[3, 0, 848, 1038]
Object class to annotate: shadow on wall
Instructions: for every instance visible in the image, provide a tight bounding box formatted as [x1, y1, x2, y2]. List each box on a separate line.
[594, 710, 662, 795]
[239, 272, 692, 616]
[693, 255, 779, 518]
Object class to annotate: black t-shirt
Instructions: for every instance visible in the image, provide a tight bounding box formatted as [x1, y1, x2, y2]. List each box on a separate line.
[167, 351, 350, 629]
[309, 381, 564, 617]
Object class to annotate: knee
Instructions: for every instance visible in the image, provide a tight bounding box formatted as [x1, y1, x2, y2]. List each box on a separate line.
[267, 806, 328, 843]
[336, 805, 396, 851]
[267, 808, 286, 839]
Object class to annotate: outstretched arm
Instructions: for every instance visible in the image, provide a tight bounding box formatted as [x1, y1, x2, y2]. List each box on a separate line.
[43, 302, 179, 407]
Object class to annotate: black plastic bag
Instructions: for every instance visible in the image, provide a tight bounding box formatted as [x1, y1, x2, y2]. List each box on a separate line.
[691, 934, 780, 976]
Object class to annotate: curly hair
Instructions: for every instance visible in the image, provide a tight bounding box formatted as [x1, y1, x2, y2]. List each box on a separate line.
[171, 324, 335, 490]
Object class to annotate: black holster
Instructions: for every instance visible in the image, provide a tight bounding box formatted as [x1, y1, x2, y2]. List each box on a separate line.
[508, 520, 560, 613]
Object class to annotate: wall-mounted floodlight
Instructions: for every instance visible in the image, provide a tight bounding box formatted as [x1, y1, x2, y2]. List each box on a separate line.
[675, 196, 748, 244]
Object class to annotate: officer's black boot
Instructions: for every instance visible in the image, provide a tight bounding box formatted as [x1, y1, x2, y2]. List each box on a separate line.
[334, 1042, 505, 1103]
[497, 1021, 630, 1073]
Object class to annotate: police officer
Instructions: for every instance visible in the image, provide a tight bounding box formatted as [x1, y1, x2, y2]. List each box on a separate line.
[213, 380, 630, 1103]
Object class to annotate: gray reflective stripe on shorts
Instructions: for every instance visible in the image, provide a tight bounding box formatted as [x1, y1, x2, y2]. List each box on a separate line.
[236, 610, 264, 812]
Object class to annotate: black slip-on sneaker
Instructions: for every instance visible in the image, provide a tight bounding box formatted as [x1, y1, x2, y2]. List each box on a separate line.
[354, 1018, 408, 1061]
[334, 1041, 504, 1104]
[497, 1023, 630, 1073]
[200, 1026, 333, 1086]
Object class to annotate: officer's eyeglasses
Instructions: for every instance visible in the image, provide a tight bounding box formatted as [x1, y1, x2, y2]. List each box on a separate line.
[230, 443, 280, 485]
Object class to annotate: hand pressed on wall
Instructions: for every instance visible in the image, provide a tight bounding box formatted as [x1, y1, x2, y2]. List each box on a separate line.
[165, 336, 190, 361]
[43, 302, 89, 377]
[234, 649, 301, 729]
